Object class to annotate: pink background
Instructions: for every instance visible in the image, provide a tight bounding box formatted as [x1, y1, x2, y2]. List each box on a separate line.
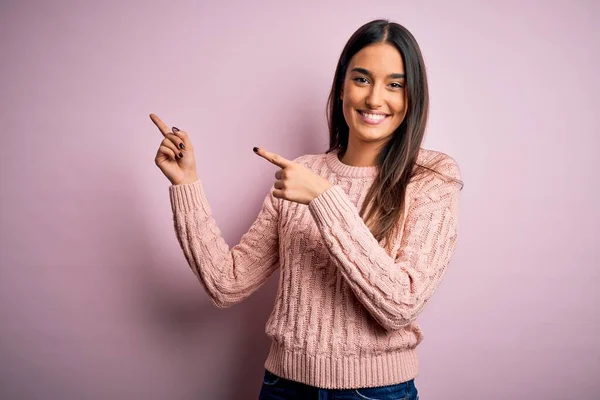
[1, 1, 598, 398]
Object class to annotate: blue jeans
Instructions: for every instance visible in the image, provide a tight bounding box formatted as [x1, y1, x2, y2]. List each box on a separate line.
[259, 369, 419, 400]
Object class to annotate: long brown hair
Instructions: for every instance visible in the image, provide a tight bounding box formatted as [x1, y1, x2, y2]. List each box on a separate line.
[326, 19, 463, 248]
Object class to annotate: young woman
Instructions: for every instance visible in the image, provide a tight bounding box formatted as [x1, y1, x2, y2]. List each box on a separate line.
[151, 19, 462, 400]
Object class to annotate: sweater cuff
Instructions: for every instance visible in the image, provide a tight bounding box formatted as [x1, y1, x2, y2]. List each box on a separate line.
[308, 185, 355, 227]
[168, 179, 211, 215]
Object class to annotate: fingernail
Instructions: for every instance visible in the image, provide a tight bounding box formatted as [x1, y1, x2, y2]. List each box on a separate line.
[179, 152, 183, 158]
[179, 143, 185, 149]
[253, 147, 258, 153]
[172, 126, 180, 132]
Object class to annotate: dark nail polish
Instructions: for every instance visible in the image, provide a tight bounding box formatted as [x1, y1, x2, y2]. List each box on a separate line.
[253, 147, 258, 153]
[179, 143, 185, 149]
[179, 152, 183, 158]
[172, 126, 180, 132]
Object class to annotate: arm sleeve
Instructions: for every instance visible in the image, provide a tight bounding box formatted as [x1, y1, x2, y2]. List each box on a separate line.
[169, 179, 280, 308]
[307, 159, 461, 331]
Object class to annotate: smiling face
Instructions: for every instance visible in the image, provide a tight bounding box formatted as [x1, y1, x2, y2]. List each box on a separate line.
[340, 42, 407, 147]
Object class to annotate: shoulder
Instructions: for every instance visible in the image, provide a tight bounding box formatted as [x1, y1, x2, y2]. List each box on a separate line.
[416, 148, 461, 182]
[408, 148, 463, 199]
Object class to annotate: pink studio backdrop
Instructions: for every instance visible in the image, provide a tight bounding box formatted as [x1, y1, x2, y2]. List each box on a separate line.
[1, 1, 598, 399]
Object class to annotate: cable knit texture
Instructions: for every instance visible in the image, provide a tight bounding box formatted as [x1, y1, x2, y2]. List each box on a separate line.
[168, 147, 462, 389]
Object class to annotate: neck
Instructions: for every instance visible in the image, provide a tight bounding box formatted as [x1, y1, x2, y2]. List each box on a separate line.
[338, 136, 386, 167]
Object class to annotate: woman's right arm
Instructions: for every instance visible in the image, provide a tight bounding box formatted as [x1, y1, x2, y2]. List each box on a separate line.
[149, 113, 280, 309]
[169, 180, 280, 308]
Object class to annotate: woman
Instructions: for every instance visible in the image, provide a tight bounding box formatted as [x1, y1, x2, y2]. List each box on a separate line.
[151, 19, 462, 400]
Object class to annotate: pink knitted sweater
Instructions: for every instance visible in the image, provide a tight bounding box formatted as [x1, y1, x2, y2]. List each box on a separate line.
[168, 147, 462, 389]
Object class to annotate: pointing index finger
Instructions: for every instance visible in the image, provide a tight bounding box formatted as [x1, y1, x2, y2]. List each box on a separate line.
[149, 113, 171, 136]
[256, 148, 292, 168]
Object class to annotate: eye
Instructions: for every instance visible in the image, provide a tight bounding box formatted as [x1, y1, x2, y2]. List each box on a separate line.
[352, 77, 369, 84]
[390, 82, 404, 89]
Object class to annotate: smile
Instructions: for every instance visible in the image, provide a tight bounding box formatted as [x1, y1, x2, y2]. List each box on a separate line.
[357, 110, 389, 125]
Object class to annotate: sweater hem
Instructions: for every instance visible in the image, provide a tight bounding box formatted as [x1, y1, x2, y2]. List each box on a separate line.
[263, 341, 418, 390]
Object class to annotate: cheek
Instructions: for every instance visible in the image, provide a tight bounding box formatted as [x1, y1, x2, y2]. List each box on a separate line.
[341, 102, 355, 126]
[392, 94, 407, 112]
[342, 93, 364, 122]
[341, 92, 358, 117]
[345, 88, 364, 107]
[391, 96, 407, 120]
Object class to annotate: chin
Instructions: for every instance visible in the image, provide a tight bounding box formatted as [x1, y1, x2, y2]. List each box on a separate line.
[353, 129, 393, 143]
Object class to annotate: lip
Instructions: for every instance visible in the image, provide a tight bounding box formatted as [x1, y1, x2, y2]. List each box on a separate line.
[358, 110, 389, 115]
[357, 110, 390, 125]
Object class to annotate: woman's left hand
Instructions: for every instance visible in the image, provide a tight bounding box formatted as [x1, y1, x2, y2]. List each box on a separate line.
[254, 147, 333, 205]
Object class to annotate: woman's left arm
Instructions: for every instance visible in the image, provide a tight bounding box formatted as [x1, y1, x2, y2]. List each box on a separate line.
[308, 160, 462, 332]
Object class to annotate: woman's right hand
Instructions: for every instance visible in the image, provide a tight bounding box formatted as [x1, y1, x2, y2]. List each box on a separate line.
[150, 113, 199, 185]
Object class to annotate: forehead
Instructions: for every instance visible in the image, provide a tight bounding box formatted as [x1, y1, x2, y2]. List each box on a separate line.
[348, 43, 405, 74]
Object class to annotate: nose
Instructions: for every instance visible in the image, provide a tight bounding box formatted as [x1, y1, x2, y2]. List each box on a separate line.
[366, 84, 384, 108]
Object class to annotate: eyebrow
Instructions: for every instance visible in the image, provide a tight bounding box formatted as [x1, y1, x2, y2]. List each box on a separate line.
[350, 67, 405, 80]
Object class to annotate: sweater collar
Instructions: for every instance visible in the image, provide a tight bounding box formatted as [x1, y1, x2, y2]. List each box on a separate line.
[325, 148, 379, 178]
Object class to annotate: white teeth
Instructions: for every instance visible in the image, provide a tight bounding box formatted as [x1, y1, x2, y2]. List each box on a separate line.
[360, 111, 386, 120]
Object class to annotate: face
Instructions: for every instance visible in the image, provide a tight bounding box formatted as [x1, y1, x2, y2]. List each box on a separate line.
[340, 43, 407, 146]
